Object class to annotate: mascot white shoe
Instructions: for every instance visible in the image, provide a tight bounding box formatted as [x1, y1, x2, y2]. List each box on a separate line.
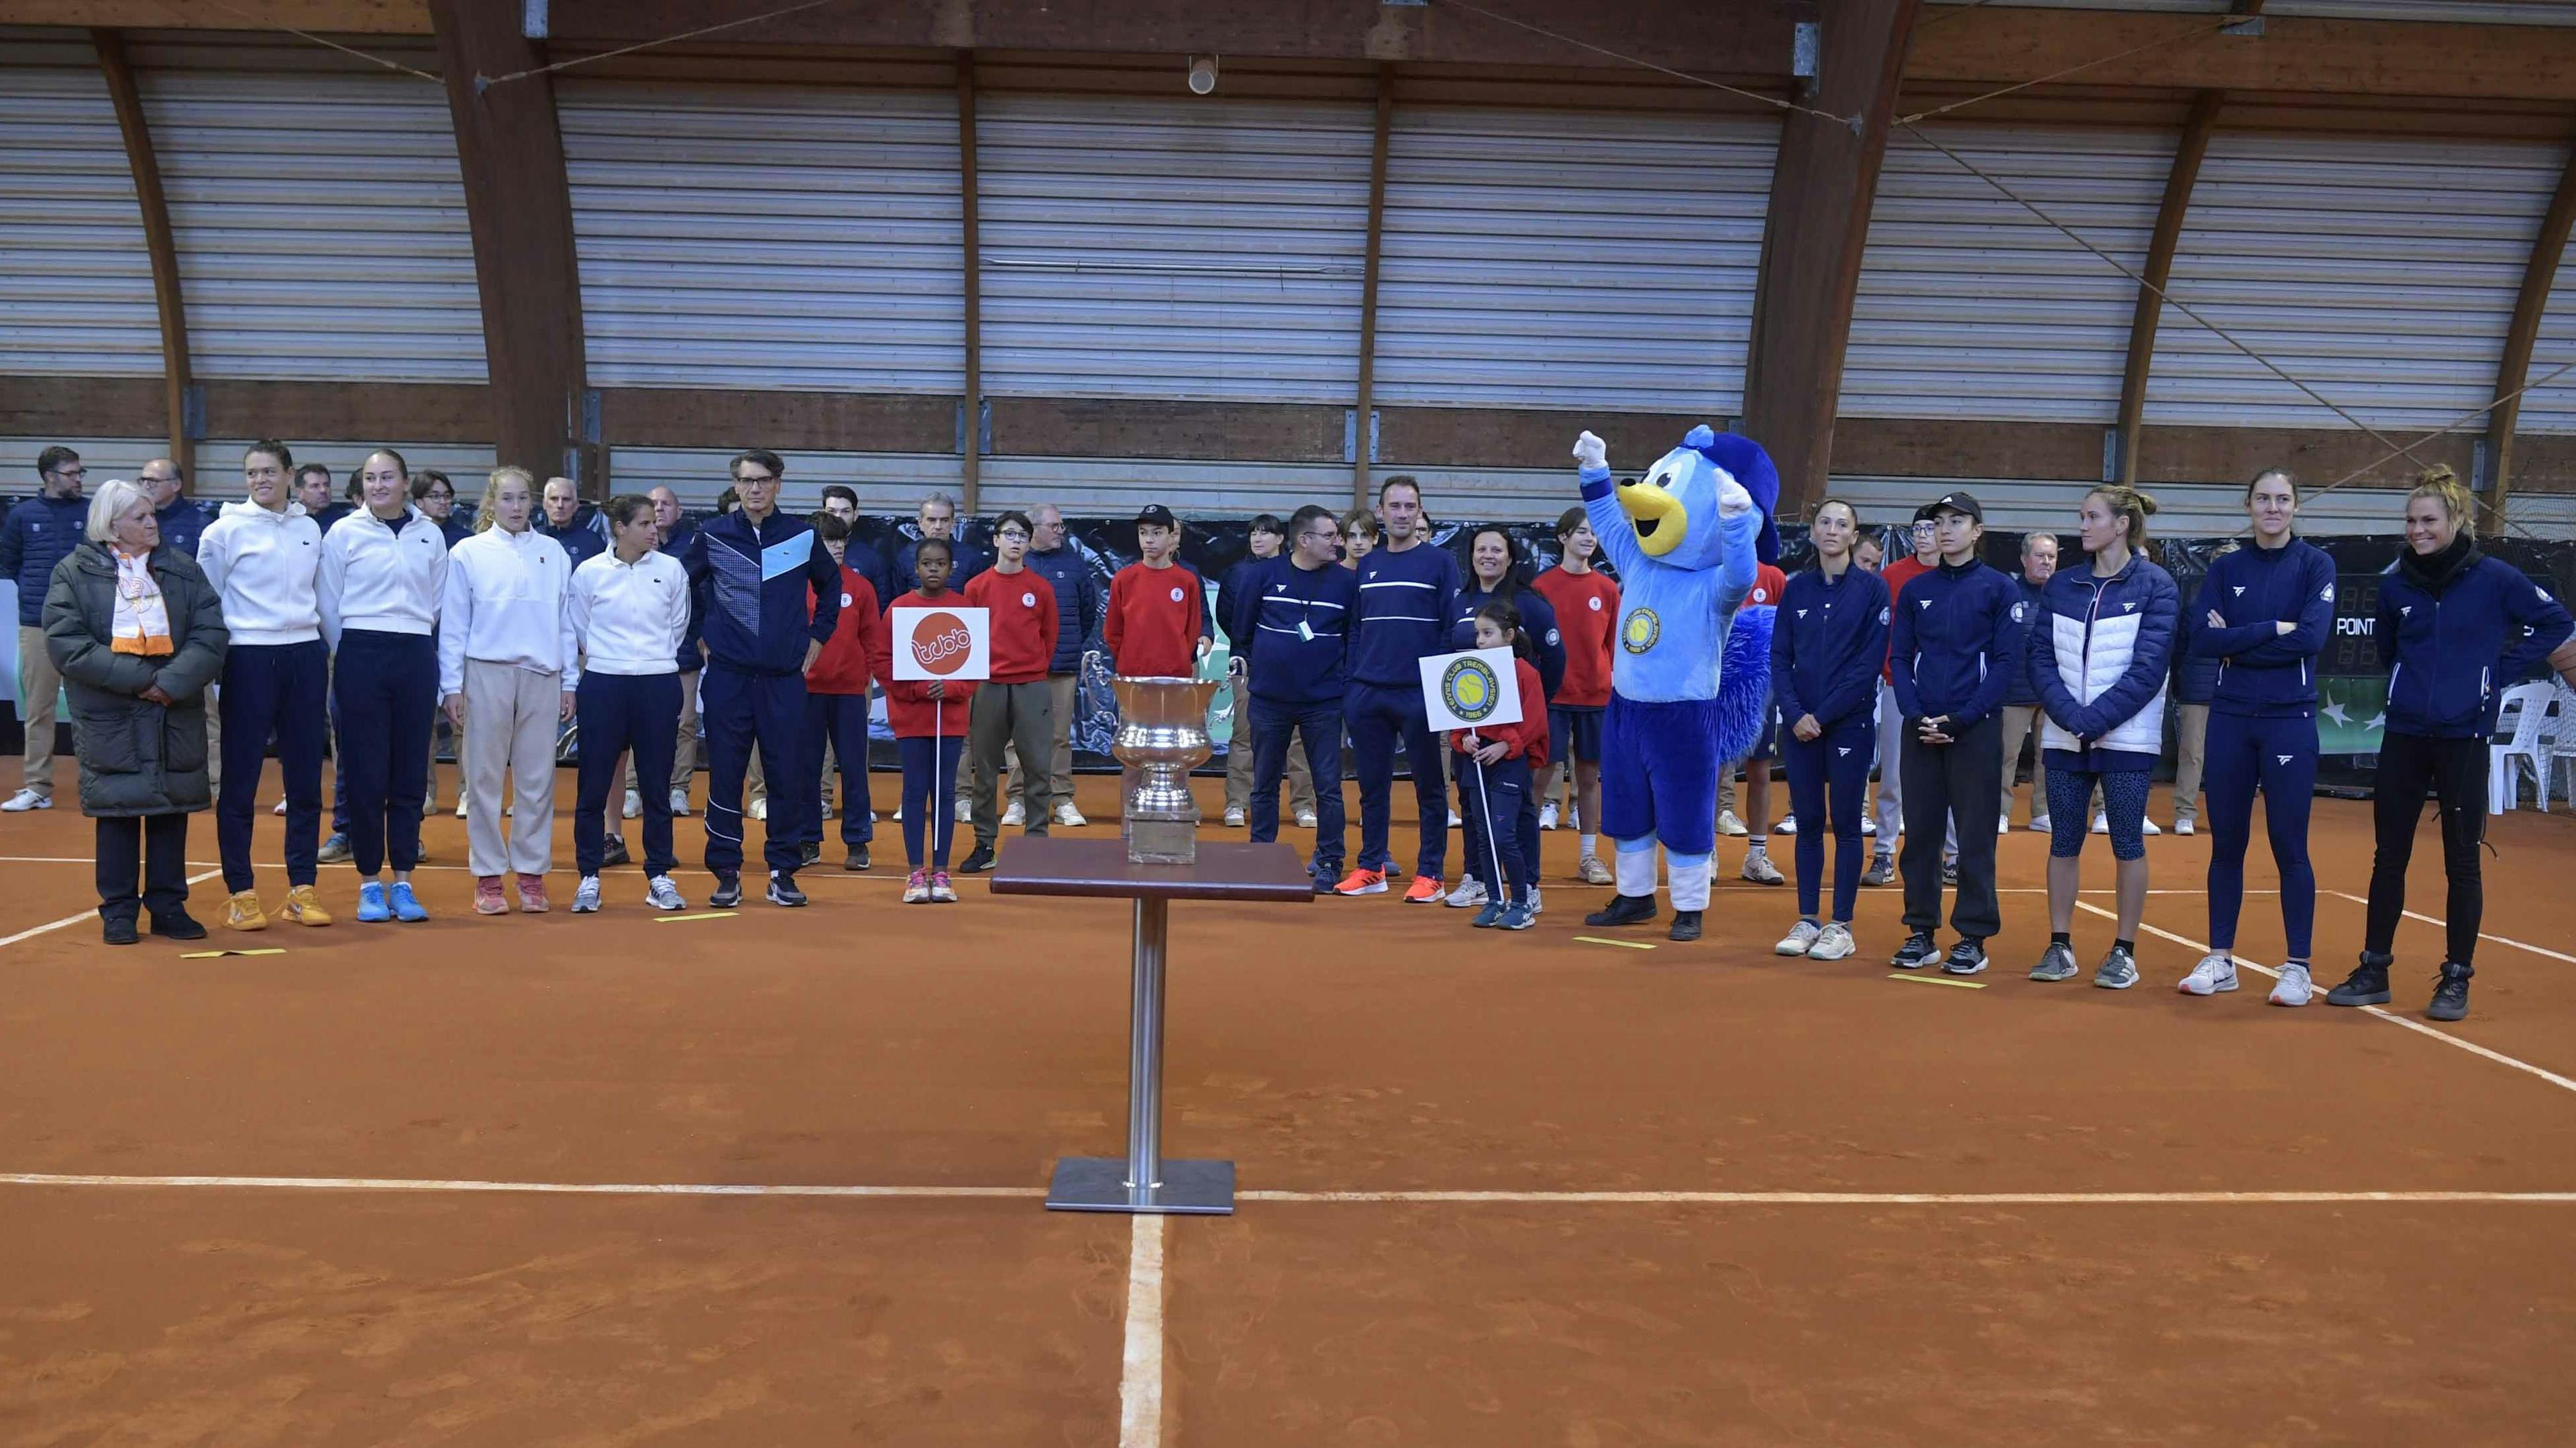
[1571, 425, 1780, 943]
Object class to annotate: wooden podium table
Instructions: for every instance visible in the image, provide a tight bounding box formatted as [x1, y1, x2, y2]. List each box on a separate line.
[991, 836, 1313, 1215]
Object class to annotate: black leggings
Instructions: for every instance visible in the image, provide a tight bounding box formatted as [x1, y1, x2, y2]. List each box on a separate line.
[2364, 730, 2485, 968]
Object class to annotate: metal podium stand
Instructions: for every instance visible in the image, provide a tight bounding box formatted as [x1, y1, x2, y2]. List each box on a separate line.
[989, 836, 1313, 1215]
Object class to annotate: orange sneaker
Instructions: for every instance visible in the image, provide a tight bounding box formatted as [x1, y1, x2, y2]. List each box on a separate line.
[225, 890, 268, 932]
[1402, 875, 1446, 904]
[1333, 867, 1388, 896]
[516, 873, 550, 913]
[280, 885, 331, 927]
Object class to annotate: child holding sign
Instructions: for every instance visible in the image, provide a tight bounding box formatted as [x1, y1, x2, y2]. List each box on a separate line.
[1450, 602, 1548, 932]
[877, 538, 979, 903]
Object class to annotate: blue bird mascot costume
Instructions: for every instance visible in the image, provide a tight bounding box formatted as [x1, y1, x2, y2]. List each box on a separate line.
[1572, 425, 1781, 943]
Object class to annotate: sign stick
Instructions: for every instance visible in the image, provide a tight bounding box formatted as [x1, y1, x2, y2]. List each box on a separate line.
[1470, 745, 1507, 903]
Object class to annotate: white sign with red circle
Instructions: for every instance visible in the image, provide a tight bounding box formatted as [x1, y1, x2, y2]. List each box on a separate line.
[892, 606, 991, 682]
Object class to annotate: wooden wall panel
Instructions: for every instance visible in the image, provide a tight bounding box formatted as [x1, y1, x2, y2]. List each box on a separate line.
[600, 389, 957, 453]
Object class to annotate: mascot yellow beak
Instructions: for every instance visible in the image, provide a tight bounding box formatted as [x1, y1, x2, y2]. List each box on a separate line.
[1617, 477, 1688, 558]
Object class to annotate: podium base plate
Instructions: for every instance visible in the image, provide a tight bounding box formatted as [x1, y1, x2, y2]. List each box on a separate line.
[1045, 1156, 1235, 1215]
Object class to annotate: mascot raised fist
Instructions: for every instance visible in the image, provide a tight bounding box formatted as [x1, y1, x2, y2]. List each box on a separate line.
[1573, 425, 1780, 942]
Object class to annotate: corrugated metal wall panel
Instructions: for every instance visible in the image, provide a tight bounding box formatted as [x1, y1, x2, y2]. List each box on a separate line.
[1843, 125, 2172, 422]
[559, 82, 965, 393]
[2505, 492, 2576, 537]
[2270, 1, 2576, 23]
[1831, 474, 2415, 535]
[199, 439, 498, 494]
[1373, 107, 1776, 414]
[0, 42, 162, 376]
[606, 447, 961, 512]
[1, 435, 167, 483]
[136, 38, 484, 383]
[978, 456, 1353, 518]
[2143, 133, 2557, 431]
[2510, 233, 2576, 432]
[977, 95, 1375, 403]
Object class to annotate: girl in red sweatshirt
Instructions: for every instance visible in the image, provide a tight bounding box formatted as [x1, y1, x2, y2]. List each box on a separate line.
[1450, 600, 1549, 932]
[874, 538, 977, 903]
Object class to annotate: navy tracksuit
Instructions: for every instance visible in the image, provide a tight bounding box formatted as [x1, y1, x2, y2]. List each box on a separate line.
[1348, 541, 1460, 878]
[217, 639, 330, 893]
[1241, 556, 1358, 877]
[685, 510, 843, 879]
[1890, 559, 2024, 940]
[577, 672, 682, 876]
[800, 692, 875, 850]
[335, 628, 437, 876]
[1772, 563, 1890, 924]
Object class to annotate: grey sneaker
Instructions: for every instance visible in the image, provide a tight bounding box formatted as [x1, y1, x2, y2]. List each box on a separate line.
[572, 875, 602, 913]
[1808, 922, 1856, 960]
[1444, 877, 1489, 909]
[2031, 942, 2080, 982]
[2268, 961, 2313, 1007]
[1861, 854, 1895, 887]
[645, 874, 686, 911]
[2178, 952, 2238, 996]
[1740, 850, 1784, 886]
[1774, 919, 1822, 956]
[1942, 938, 1988, 976]
[2094, 945, 2141, 991]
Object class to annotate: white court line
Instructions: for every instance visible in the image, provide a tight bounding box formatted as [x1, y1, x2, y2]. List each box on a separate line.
[2076, 902, 2576, 1097]
[2325, 889, 2576, 966]
[0, 868, 223, 950]
[1119, 1216, 1167, 1448]
[2, 1172, 2570, 1208]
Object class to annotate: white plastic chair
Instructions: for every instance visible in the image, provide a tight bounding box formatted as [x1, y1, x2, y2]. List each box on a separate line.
[2551, 680, 2576, 808]
[2488, 681, 2554, 814]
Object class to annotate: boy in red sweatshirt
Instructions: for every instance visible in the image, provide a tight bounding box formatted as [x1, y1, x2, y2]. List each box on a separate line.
[1450, 601, 1549, 932]
[800, 512, 883, 873]
[1103, 504, 1213, 822]
[875, 538, 977, 903]
[956, 510, 1059, 874]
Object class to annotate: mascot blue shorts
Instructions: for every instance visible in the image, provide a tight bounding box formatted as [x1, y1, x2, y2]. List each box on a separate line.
[1572, 425, 1779, 931]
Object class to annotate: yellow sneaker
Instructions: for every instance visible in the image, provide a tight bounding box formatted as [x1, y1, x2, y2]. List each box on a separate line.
[281, 885, 332, 927]
[225, 890, 268, 932]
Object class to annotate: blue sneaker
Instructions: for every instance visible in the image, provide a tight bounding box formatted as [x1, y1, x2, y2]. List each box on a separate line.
[1470, 901, 1506, 928]
[354, 881, 390, 924]
[388, 881, 428, 923]
[1499, 901, 1536, 931]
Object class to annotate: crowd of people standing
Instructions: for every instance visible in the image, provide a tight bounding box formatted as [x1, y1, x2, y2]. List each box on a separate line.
[7, 442, 2573, 1021]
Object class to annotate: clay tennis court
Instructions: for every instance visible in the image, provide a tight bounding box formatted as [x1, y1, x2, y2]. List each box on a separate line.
[4, 761, 2574, 1445]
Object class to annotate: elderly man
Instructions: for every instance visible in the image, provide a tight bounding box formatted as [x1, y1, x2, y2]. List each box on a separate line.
[1015, 502, 1098, 826]
[892, 490, 986, 598]
[1, 445, 89, 811]
[141, 459, 208, 558]
[539, 476, 606, 568]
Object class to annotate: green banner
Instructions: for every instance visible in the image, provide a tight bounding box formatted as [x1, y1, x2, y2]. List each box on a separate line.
[2316, 675, 2389, 755]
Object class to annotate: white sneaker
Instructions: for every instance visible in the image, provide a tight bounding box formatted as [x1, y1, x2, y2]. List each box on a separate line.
[1776, 814, 1796, 834]
[1808, 922, 1857, 960]
[1716, 810, 1748, 837]
[2175, 818, 2196, 836]
[819, 797, 834, 822]
[1998, 816, 2011, 835]
[1444, 877, 1488, 909]
[1775, 920, 1822, 956]
[0, 788, 48, 812]
[2269, 962, 2314, 1007]
[669, 787, 692, 817]
[1055, 801, 1088, 828]
[1538, 802, 1560, 830]
[1740, 850, 1784, 885]
[1860, 816, 1877, 836]
[1003, 798, 1025, 827]
[1577, 853, 1613, 886]
[2029, 815, 2052, 833]
[749, 797, 767, 822]
[1223, 805, 1246, 827]
[892, 803, 904, 821]
[272, 797, 286, 817]
[2141, 818, 2163, 836]
[572, 875, 602, 913]
[1294, 808, 1318, 829]
[1529, 886, 1543, 916]
[1447, 809, 1462, 827]
[955, 798, 972, 824]
[646, 874, 686, 911]
[2091, 814, 2109, 834]
[2178, 952, 2238, 996]
[455, 796, 469, 819]
[623, 789, 642, 820]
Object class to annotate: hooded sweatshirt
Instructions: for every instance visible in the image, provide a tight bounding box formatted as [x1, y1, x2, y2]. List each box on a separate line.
[195, 498, 324, 646]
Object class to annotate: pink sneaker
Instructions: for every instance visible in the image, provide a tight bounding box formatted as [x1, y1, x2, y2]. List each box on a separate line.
[902, 869, 930, 904]
[516, 873, 549, 913]
[474, 876, 508, 915]
[929, 871, 957, 903]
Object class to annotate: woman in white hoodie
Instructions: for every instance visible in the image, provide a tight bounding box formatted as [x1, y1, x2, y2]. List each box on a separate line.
[568, 494, 692, 915]
[438, 466, 576, 916]
[195, 439, 331, 931]
[319, 448, 447, 924]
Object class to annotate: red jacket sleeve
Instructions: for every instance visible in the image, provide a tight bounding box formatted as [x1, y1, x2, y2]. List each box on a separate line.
[850, 577, 884, 692]
[1102, 571, 1128, 662]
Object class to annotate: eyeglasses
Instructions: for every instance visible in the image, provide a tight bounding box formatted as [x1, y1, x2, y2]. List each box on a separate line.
[997, 530, 1030, 543]
[47, 466, 86, 480]
[735, 473, 778, 486]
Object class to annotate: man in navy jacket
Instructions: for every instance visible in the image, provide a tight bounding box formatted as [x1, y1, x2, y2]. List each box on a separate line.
[1338, 476, 1460, 900]
[142, 459, 209, 557]
[1, 445, 89, 810]
[1022, 503, 1099, 827]
[1998, 532, 2053, 832]
[684, 449, 843, 906]
[1237, 504, 1358, 891]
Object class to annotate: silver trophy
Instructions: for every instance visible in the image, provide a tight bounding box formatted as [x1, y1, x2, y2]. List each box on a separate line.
[1112, 675, 1219, 865]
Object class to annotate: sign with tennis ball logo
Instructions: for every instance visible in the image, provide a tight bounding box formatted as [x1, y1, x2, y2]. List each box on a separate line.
[1418, 646, 1523, 733]
[892, 606, 990, 681]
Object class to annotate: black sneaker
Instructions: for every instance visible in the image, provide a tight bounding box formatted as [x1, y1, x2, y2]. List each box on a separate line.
[767, 873, 808, 907]
[1890, 930, 1939, 969]
[1583, 893, 1658, 928]
[799, 840, 822, 869]
[843, 844, 871, 873]
[709, 873, 743, 908]
[101, 915, 139, 946]
[1668, 909, 1703, 943]
[956, 842, 996, 875]
[2326, 951, 2393, 1007]
[602, 834, 631, 869]
[1942, 938, 1988, 975]
[1941, 858, 1958, 886]
[1861, 855, 1894, 887]
[149, 911, 208, 941]
[2426, 960, 2473, 1022]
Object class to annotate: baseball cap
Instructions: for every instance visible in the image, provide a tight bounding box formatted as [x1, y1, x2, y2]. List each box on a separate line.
[1916, 491, 1983, 523]
[1136, 504, 1178, 530]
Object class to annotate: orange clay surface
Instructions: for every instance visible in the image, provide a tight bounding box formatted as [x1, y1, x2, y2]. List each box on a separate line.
[3, 757, 2573, 1444]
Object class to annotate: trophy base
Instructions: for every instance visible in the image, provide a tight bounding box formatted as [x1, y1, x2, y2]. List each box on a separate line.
[1125, 817, 1198, 866]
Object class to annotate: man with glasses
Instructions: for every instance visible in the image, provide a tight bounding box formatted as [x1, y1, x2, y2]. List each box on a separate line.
[140, 459, 208, 558]
[1235, 504, 1356, 892]
[682, 449, 842, 908]
[2, 446, 89, 810]
[955, 510, 1060, 874]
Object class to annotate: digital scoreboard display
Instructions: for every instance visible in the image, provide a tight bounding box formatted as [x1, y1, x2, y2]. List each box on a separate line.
[2327, 571, 2382, 675]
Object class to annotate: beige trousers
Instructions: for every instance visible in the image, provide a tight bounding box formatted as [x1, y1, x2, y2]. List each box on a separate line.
[2171, 702, 2210, 824]
[1998, 704, 2048, 825]
[16, 624, 63, 800]
[463, 658, 561, 878]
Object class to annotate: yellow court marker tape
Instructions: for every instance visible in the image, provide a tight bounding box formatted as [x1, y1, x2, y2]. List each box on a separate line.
[1888, 972, 1984, 989]
[652, 911, 738, 924]
[1572, 936, 1656, 951]
[179, 948, 286, 958]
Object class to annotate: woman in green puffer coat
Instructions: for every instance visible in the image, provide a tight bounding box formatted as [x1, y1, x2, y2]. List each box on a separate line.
[42, 478, 228, 944]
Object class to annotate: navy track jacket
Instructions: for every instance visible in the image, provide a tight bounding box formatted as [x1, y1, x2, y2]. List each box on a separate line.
[1350, 540, 1460, 689]
[2376, 543, 2574, 738]
[1772, 563, 1892, 732]
[684, 508, 843, 677]
[1890, 558, 2023, 730]
[1240, 556, 1360, 707]
[2188, 537, 2335, 719]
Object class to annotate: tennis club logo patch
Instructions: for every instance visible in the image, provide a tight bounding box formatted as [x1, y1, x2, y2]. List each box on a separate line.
[1022, 591, 1037, 608]
[2322, 584, 2334, 601]
[1588, 596, 1603, 612]
[2011, 602, 2027, 622]
[840, 592, 853, 608]
[1440, 655, 1505, 724]
[1546, 628, 1560, 647]
[1169, 586, 1186, 604]
[1621, 606, 1661, 654]
[911, 611, 975, 676]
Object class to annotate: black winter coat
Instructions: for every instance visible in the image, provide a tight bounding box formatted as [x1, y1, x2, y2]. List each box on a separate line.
[42, 541, 229, 818]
